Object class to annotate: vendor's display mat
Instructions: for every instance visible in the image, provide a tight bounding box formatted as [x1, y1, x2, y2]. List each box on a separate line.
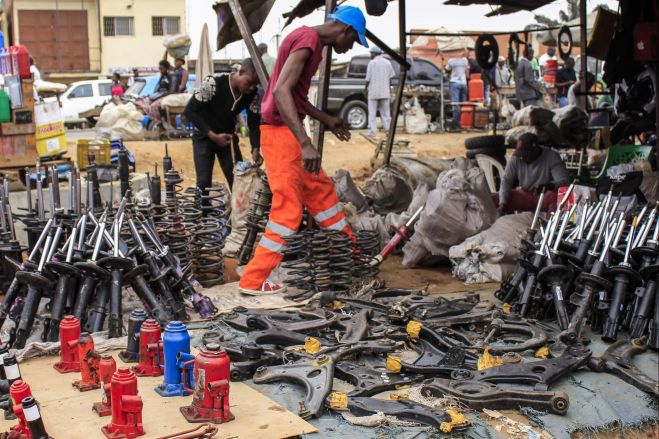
[0, 351, 316, 438]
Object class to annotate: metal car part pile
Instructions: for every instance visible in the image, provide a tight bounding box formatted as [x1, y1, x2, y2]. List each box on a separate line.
[497, 188, 659, 350]
[211, 284, 658, 431]
[0, 147, 227, 350]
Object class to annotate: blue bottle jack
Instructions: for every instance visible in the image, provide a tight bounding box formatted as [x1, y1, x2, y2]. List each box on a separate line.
[155, 321, 194, 397]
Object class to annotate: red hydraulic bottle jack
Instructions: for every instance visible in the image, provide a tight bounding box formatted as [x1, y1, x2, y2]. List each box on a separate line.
[73, 333, 101, 391]
[132, 319, 163, 377]
[93, 355, 117, 417]
[102, 368, 144, 439]
[370, 205, 425, 266]
[9, 380, 32, 437]
[180, 343, 234, 424]
[53, 315, 81, 373]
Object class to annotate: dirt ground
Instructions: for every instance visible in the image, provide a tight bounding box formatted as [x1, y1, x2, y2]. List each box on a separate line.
[107, 129, 474, 189]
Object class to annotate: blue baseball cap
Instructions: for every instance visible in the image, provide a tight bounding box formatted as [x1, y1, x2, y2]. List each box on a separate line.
[371, 47, 382, 54]
[328, 6, 368, 48]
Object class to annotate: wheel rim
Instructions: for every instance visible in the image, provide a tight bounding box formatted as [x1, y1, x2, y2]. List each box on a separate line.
[346, 106, 366, 128]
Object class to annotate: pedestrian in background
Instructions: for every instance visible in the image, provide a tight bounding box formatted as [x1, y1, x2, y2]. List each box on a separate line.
[365, 46, 395, 138]
[555, 57, 576, 108]
[515, 47, 543, 107]
[495, 56, 512, 89]
[446, 49, 469, 129]
[174, 58, 189, 93]
[258, 43, 276, 75]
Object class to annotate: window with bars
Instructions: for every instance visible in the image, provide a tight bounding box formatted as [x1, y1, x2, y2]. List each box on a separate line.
[152, 17, 180, 36]
[103, 17, 134, 36]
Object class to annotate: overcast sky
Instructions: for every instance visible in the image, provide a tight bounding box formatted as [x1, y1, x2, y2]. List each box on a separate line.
[185, 0, 619, 61]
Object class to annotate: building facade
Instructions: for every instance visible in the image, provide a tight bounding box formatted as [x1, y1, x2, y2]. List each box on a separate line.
[9, 0, 185, 80]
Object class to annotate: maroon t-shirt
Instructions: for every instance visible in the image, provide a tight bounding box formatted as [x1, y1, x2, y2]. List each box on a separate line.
[261, 26, 323, 125]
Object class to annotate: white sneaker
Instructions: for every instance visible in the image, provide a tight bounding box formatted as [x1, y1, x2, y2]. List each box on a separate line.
[239, 279, 287, 296]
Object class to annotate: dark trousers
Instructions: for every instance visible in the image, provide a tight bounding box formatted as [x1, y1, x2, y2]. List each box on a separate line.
[193, 135, 243, 191]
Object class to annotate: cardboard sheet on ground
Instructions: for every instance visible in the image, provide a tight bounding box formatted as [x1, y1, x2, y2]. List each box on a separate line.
[201, 281, 310, 315]
[0, 351, 316, 438]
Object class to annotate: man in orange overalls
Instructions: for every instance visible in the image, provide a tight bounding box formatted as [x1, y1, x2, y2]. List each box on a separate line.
[239, 6, 368, 295]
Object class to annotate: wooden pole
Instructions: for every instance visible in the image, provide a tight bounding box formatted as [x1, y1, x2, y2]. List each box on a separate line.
[314, 0, 337, 160]
[227, 0, 270, 89]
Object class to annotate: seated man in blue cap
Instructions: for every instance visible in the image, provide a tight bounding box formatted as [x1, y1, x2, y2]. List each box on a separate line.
[239, 6, 369, 295]
[496, 132, 569, 215]
[365, 46, 395, 137]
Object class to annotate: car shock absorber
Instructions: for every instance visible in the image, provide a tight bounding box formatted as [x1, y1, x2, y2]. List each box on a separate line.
[238, 175, 272, 265]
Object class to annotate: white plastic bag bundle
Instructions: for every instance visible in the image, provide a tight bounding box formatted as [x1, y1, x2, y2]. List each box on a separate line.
[401, 159, 497, 268]
[333, 169, 368, 213]
[511, 106, 555, 127]
[163, 33, 192, 58]
[362, 167, 413, 214]
[404, 98, 428, 134]
[553, 105, 589, 147]
[161, 93, 192, 108]
[385, 184, 429, 230]
[96, 103, 119, 129]
[223, 164, 262, 257]
[109, 103, 144, 140]
[449, 212, 532, 284]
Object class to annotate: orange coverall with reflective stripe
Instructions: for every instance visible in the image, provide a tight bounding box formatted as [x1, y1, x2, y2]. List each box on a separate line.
[239, 125, 352, 290]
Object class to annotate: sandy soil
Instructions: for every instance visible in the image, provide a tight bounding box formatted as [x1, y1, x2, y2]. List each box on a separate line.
[105, 129, 474, 189]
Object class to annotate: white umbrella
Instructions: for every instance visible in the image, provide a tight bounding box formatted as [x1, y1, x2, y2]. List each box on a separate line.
[195, 23, 214, 89]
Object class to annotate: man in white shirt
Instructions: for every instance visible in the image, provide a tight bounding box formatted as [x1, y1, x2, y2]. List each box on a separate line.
[538, 47, 557, 75]
[365, 46, 395, 137]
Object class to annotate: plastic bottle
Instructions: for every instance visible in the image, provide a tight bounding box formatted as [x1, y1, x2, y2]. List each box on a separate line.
[0, 89, 10, 122]
[9, 46, 17, 75]
[0, 48, 6, 75]
[14, 45, 30, 79]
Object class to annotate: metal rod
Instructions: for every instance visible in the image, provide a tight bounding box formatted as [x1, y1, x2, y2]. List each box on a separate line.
[364, 29, 410, 69]
[91, 211, 108, 261]
[68, 171, 74, 211]
[77, 214, 87, 250]
[47, 224, 64, 262]
[312, 0, 337, 160]
[51, 166, 60, 209]
[25, 167, 33, 215]
[28, 218, 53, 262]
[530, 190, 546, 231]
[623, 216, 637, 264]
[36, 161, 45, 221]
[383, 0, 407, 167]
[552, 204, 577, 252]
[128, 218, 148, 253]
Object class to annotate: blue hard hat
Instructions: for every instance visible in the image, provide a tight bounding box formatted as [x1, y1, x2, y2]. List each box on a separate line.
[371, 47, 382, 54]
[328, 5, 368, 48]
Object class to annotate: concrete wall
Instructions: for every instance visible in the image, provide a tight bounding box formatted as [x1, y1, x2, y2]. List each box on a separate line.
[99, 0, 185, 74]
[12, 0, 102, 73]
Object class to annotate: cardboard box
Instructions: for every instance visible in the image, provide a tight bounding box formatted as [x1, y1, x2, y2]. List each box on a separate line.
[0, 122, 35, 135]
[0, 134, 38, 168]
[36, 133, 67, 158]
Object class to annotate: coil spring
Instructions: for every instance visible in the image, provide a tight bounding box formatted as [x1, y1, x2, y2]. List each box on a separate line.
[200, 185, 229, 218]
[282, 232, 314, 293]
[192, 217, 227, 287]
[163, 169, 184, 204]
[327, 231, 353, 292]
[354, 230, 381, 279]
[165, 217, 194, 275]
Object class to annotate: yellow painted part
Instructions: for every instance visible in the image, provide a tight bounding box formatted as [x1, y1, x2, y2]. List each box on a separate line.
[304, 337, 321, 355]
[477, 347, 503, 371]
[440, 408, 470, 432]
[406, 320, 423, 341]
[535, 346, 550, 359]
[502, 303, 512, 314]
[389, 393, 409, 400]
[385, 355, 402, 372]
[328, 392, 348, 408]
[332, 300, 345, 310]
